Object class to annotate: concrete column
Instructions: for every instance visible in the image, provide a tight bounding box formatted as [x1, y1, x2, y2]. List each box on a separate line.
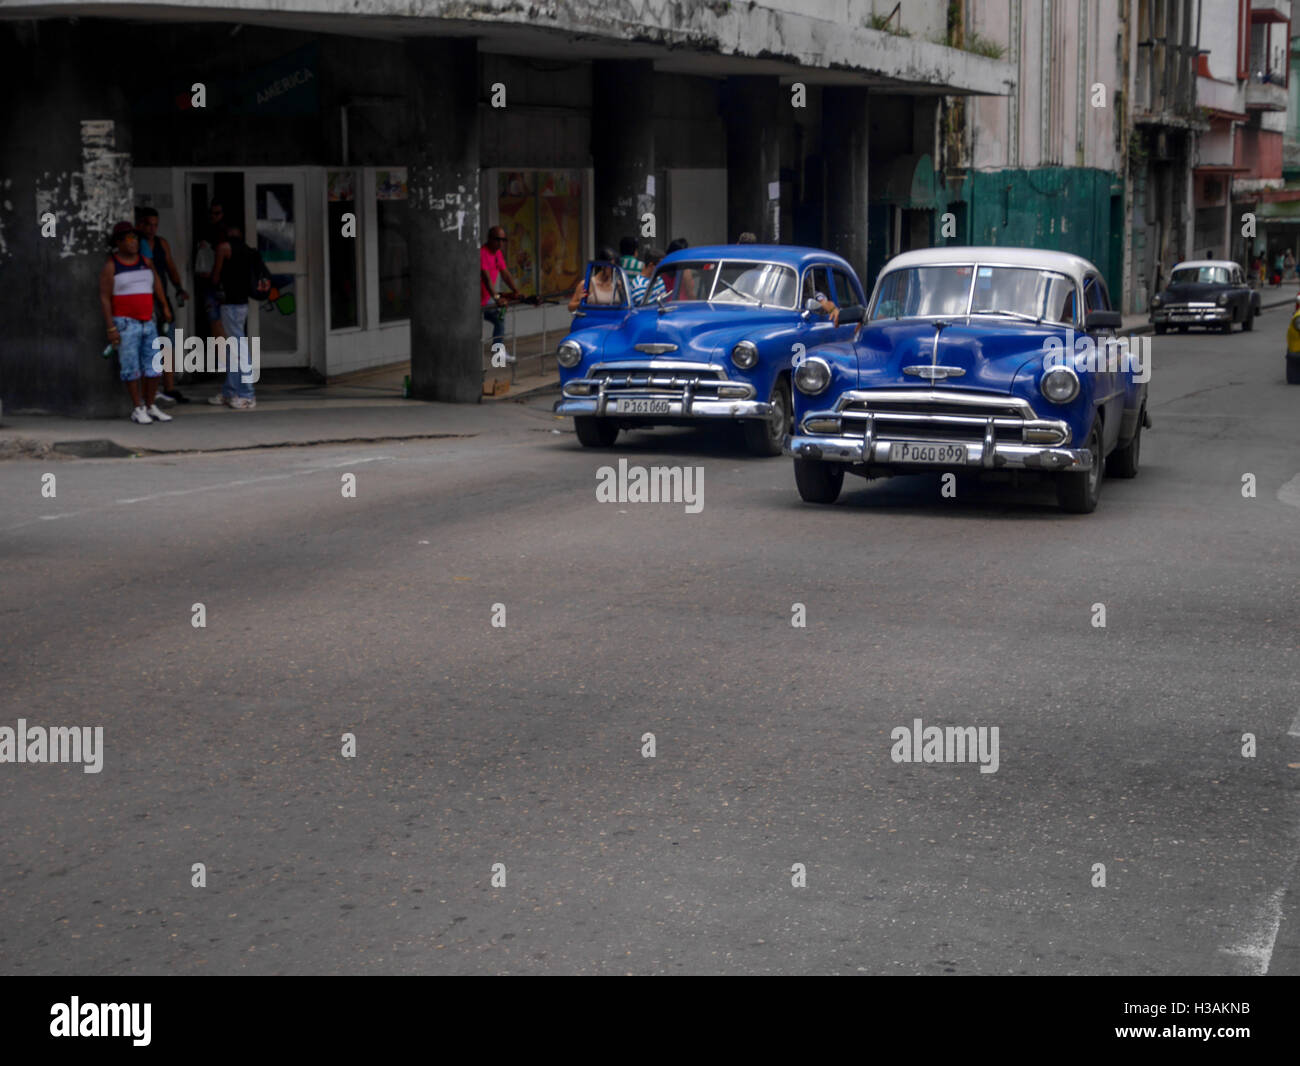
[591, 60, 655, 251]
[822, 86, 870, 286]
[406, 38, 481, 403]
[0, 21, 135, 416]
[722, 77, 782, 243]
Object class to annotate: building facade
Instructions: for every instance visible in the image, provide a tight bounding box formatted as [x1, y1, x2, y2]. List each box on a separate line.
[0, 0, 1012, 415]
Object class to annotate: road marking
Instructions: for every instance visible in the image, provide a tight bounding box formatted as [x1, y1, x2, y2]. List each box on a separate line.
[1278, 474, 1300, 508]
[116, 472, 299, 504]
[1223, 886, 1286, 975]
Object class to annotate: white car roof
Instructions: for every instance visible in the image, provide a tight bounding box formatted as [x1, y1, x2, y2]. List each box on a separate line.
[1172, 260, 1238, 271]
[880, 246, 1102, 289]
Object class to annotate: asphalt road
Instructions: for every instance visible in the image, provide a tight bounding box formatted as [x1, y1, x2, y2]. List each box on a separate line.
[2, 311, 1298, 975]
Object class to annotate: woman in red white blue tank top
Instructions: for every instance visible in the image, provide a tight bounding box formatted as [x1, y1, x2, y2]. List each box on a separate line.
[99, 221, 174, 424]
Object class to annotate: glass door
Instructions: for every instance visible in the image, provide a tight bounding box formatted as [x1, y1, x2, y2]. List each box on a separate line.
[244, 170, 308, 367]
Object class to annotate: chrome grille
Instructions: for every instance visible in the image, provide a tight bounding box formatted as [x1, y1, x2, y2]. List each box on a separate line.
[825, 390, 1068, 446]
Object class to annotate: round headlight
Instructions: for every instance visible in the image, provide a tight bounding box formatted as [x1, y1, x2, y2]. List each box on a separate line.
[731, 341, 759, 369]
[556, 341, 582, 368]
[1217, 292, 1229, 306]
[794, 357, 831, 395]
[1040, 365, 1080, 404]
[1152, 294, 1163, 307]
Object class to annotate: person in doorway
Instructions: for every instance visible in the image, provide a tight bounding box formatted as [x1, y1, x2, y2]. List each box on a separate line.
[568, 247, 623, 311]
[630, 248, 667, 304]
[206, 223, 271, 409]
[100, 221, 173, 424]
[195, 201, 228, 339]
[135, 206, 190, 403]
[736, 231, 758, 244]
[1285, 249, 1296, 281]
[480, 225, 521, 341]
[617, 236, 643, 274]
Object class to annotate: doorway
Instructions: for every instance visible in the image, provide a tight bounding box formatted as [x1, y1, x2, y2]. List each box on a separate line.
[185, 168, 310, 368]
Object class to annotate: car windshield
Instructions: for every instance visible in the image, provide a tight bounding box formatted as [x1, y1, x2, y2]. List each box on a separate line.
[648, 259, 798, 308]
[871, 264, 1078, 324]
[1171, 266, 1230, 285]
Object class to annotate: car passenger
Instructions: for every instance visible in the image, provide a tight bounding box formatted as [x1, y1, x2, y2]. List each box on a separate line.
[802, 274, 839, 325]
[568, 247, 623, 311]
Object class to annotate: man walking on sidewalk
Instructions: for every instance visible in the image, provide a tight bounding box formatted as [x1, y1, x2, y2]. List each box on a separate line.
[207, 223, 271, 410]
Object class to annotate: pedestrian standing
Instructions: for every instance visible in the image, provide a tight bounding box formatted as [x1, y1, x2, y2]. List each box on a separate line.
[206, 223, 270, 409]
[135, 206, 190, 403]
[99, 221, 173, 424]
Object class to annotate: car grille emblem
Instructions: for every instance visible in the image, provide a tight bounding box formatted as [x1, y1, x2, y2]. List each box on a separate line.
[634, 343, 678, 354]
[903, 365, 966, 380]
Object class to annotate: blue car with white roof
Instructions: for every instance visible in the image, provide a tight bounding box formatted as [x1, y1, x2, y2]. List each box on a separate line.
[786, 247, 1150, 513]
[553, 245, 867, 455]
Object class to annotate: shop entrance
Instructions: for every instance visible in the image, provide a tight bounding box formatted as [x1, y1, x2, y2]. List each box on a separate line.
[186, 169, 310, 368]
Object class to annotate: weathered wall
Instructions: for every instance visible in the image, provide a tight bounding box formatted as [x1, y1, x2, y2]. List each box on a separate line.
[1, 20, 136, 416]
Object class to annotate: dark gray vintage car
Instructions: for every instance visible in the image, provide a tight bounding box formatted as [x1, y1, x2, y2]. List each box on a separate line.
[1150, 260, 1259, 334]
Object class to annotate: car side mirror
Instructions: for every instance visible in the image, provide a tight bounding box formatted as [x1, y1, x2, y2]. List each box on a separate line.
[1085, 310, 1121, 332]
[838, 304, 865, 325]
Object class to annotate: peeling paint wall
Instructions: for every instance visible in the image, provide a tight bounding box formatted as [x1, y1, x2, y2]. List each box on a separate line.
[33, 120, 132, 258]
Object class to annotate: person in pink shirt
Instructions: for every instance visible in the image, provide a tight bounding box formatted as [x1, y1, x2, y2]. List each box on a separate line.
[480, 226, 521, 340]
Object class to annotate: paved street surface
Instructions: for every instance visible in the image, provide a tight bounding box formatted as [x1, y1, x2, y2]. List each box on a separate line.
[2, 309, 1298, 975]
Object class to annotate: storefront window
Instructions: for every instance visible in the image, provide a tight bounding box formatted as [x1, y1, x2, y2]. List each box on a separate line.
[327, 170, 359, 330]
[376, 168, 410, 322]
[497, 170, 584, 299]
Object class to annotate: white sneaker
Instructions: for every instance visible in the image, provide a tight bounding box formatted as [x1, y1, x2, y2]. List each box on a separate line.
[208, 393, 231, 406]
[146, 404, 173, 422]
[155, 391, 177, 404]
[130, 406, 152, 424]
[230, 397, 256, 410]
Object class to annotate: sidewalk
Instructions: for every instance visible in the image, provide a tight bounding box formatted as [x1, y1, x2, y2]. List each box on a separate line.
[0, 369, 563, 459]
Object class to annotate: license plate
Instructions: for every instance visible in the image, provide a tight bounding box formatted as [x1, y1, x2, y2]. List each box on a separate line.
[615, 398, 671, 414]
[1172, 314, 1197, 322]
[888, 442, 967, 464]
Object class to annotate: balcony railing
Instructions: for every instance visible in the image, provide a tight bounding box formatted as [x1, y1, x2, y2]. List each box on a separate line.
[1246, 73, 1289, 110]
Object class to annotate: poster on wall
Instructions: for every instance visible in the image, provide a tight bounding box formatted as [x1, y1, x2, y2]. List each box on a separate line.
[498, 171, 537, 299]
[538, 170, 583, 298]
[497, 169, 583, 300]
[327, 171, 355, 202]
[376, 169, 408, 200]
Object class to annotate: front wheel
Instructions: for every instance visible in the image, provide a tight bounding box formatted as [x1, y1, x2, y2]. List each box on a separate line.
[743, 377, 792, 457]
[574, 416, 619, 447]
[1287, 357, 1300, 384]
[1220, 314, 1234, 334]
[1242, 307, 1254, 332]
[1105, 410, 1142, 479]
[794, 458, 844, 504]
[1154, 323, 1168, 335]
[1056, 419, 1103, 513]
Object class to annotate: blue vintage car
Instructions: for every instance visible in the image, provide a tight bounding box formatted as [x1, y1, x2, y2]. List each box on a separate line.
[786, 247, 1151, 513]
[553, 245, 866, 454]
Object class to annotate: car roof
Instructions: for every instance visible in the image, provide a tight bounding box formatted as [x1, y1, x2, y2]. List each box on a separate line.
[1172, 260, 1239, 271]
[658, 244, 857, 275]
[879, 246, 1102, 288]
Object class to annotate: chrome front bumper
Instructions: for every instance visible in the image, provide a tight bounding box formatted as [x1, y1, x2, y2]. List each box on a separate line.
[555, 397, 772, 419]
[785, 389, 1092, 471]
[1151, 305, 1229, 324]
[784, 433, 1093, 471]
[555, 361, 770, 420]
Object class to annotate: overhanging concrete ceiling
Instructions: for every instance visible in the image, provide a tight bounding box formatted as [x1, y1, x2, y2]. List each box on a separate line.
[0, 0, 1015, 95]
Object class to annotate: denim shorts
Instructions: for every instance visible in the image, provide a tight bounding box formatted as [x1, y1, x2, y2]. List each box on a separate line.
[114, 316, 159, 382]
[204, 290, 223, 323]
